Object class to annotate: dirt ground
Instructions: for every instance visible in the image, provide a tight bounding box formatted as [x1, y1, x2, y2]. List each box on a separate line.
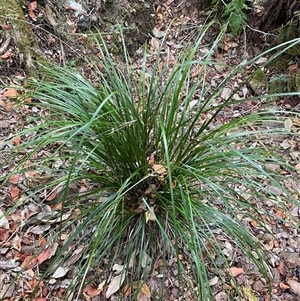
[1, 0, 300, 300]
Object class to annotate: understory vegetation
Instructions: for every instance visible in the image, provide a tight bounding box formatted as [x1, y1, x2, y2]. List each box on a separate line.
[212, 0, 252, 36]
[4, 25, 300, 300]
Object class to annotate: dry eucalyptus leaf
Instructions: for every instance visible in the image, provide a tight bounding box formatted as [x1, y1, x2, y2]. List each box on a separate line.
[37, 247, 52, 264]
[145, 208, 155, 223]
[188, 99, 198, 110]
[0, 260, 19, 270]
[0, 210, 9, 229]
[209, 276, 219, 286]
[12, 235, 22, 251]
[129, 250, 137, 269]
[255, 57, 268, 64]
[221, 87, 232, 100]
[28, 224, 51, 234]
[112, 263, 124, 272]
[150, 37, 160, 53]
[141, 252, 151, 268]
[64, 246, 83, 267]
[152, 27, 165, 38]
[284, 118, 293, 131]
[106, 273, 126, 298]
[52, 266, 69, 278]
[51, 213, 72, 223]
[152, 164, 167, 175]
[280, 139, 290, 150]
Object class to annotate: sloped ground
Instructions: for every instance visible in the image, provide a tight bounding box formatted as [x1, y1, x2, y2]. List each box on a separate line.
[1, 0, 300, 300]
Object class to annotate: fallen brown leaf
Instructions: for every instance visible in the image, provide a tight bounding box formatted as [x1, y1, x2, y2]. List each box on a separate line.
[8, 174, 22, 184]
[21, 255, 38, 269]
[28, 277, 43, 290]
[0, 228, 9, 242]
[5, 100, 13, 111]
[250, 220, 258, 227]
[230, 267, 244, 277]
[13, 136, 21, 145]
[148, 152, 155, 164]
[12, 235, 22, 251]
[279, 282, 290, 290]
[277, 261, 285, 275]
[264, 295, 270, 301]
[37, 247, 51, 264]
[1, 24, 11, 31]
[38, 236, 47, 247]
[137, 283, 151, 301]
[152, 164, 167, 175]
[192, 66, 203, 78]
[2, 87, 19, 98]
[0, 52, 12, 59]
[28, 1, 38, 21]
[122, 283, 133, 296]
[46, 189, 57, 201]
[83, 285, 102, 298]
[10, 185, 20, 202]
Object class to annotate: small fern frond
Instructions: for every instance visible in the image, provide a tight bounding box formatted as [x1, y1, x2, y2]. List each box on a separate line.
[222, 0, 252, 37]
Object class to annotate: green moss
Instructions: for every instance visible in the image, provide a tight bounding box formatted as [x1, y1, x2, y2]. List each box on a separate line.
[268, 70, 300, 95]
[0, 0, 44, 74]
[252, 68, 267, 84]
[267, 16, 300, 95]
[272, 18, 300, 70]
[249, 68, 267, 95]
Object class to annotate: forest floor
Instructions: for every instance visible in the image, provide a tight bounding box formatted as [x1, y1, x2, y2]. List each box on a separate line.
[1, 0, 300, 300]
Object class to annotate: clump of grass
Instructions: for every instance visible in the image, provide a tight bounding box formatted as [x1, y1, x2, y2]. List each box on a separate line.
[5, 26, 300, 300]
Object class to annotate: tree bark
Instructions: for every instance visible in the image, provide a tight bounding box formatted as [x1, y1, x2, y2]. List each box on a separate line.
[247, 0, 300, 42]
[0, 0, 43, 73]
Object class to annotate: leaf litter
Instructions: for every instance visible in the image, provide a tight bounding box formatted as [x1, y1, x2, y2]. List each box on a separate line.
[1, 0, 300, 300]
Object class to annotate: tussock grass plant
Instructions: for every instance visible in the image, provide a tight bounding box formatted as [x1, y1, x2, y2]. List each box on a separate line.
[6, 26, 300, 300]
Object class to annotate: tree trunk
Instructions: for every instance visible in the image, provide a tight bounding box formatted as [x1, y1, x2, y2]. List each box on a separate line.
[0, 0, 43, 73]
[247, 0, 300, 42]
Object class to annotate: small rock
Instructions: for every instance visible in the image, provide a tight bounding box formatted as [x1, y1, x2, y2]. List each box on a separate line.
[147, 276, 164, 297]
[281, 252, 300, 269]
[273, 267, 281, 284]
[265, 185, 284, 195]
[252, 280, 265, 291]
[214, 291, 228, 301]
[265, 163, 280, 171]
[287, 279, 300, 295]
[209, 276, 219, 286]
[152, 27, 165, 38]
